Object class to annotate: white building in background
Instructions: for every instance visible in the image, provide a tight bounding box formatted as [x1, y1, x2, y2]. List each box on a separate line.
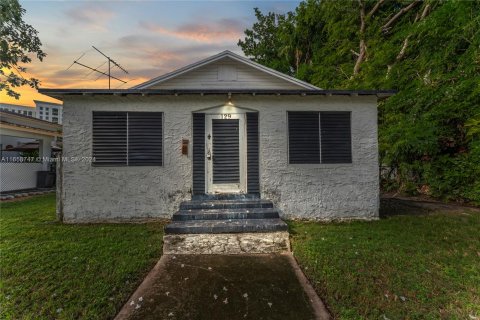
[0, 102, 36, 117]
[0, 100, 63, 124]
[34, 100, 63, 124]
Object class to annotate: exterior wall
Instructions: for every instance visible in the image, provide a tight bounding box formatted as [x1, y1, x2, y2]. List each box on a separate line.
[61, 95, 378, 222]
[150, 57, 303, 90]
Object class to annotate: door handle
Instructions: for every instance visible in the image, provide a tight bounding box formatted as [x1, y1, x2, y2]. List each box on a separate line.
[206, 149, 212, 160]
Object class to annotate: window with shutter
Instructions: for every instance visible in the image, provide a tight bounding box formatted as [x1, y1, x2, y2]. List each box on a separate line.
[288, 111, 352, 164]
[92, 112, 127, 166]
[288, 112, 320, 164]
[320, 112, 352, 163]
[128, 112, 163, 166]
[92, 111, 163, 166]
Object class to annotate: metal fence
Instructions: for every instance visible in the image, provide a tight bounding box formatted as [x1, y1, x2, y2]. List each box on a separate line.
[0, 162, 44, 192]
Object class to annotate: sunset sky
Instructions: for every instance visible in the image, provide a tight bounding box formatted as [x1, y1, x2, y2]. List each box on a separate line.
[1, 0, 300, 107]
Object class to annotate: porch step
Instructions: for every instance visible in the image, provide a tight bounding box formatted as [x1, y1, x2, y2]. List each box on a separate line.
[164, 218, 288, 234]
[191, 193, 260, 201]
[172, 208, 280, 221]
[164, 196, 290, 253]
[179, 199, 273, 210]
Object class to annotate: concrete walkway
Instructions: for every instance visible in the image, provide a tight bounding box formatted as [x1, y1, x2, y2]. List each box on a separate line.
[115, 254, 330, 320]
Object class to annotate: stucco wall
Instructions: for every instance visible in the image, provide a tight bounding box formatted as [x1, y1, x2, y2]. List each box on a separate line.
[61, 95, 378, 222]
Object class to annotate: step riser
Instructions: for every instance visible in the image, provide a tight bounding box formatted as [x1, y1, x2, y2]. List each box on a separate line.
[172, 211, 279, 221]
[180, 202, 273, 210]
[165, 223, 288, 234]
[191, 193, 260, 201]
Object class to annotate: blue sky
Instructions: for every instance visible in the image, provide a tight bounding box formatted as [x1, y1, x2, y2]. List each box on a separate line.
[3, 1, 300, 106]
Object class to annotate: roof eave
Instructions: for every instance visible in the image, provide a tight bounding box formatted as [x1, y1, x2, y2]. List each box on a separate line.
[38, 88, 397, 100]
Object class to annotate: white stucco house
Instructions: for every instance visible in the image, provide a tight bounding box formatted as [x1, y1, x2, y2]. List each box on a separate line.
[39, 50, 394, 224]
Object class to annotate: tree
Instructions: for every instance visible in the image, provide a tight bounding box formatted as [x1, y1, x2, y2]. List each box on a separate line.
[239, 1, 480, 203]
[0, 0, 46, 99]
[237, 8, 293, 75]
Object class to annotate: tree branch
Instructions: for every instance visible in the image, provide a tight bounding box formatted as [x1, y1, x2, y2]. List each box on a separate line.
[382, 0, 421, 33]
[353, 0, 367, 76]
[420, 3, 431, 20]
[395, 3, 431, 62]
[367, 0, 384, 18]
[396, 36, 409, 61]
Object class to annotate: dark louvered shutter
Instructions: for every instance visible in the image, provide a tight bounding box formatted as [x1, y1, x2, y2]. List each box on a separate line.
[92, 112, 127, 166]
[320, 112, 352, 163]
[212, 119, 240, 183]
[288, 112, 320, 164]
[128, 112, 163, 166]
[246, 112, 260, 194]
[192, 113, 205, 194]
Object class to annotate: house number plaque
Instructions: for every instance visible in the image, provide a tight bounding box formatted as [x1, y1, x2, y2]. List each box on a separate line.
[222, 114, 232, 119]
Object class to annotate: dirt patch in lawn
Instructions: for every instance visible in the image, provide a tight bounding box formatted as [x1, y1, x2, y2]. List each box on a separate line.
[380, 195, 480, 217]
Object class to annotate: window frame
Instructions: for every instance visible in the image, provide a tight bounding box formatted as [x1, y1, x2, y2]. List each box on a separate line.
[91, 111, 164, 167]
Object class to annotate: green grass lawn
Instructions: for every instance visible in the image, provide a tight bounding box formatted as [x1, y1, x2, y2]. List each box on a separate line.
[289, 211, 480, 319]
[0, 194, 165, 320]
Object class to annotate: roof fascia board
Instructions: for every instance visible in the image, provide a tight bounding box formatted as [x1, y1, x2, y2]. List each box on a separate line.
[0, 111, 62, 129]
[0, 122, 60, 137]
[38, 88, 397, 100]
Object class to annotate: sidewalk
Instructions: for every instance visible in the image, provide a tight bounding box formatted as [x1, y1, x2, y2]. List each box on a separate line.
[115, 253, 330, 320]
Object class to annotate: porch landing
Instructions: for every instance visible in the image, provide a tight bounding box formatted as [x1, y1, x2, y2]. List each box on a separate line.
[163, 196, 290, 254]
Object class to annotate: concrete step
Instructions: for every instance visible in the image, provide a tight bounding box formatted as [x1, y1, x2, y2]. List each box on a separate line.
[165, 218, 288, 234]
[191, 193, 260, 201]
[179, 199, 273, 211]
[163, 231, 290, 254]
[172, 207, 280, 221]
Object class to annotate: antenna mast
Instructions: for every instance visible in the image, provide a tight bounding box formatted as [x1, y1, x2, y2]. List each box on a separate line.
[70, 46, 129, 89]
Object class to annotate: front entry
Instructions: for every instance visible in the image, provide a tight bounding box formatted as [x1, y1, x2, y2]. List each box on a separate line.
[205, 114, 247, 193]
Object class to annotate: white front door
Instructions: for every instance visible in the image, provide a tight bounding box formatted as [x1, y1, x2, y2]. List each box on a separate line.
[205, 113, 247, 194]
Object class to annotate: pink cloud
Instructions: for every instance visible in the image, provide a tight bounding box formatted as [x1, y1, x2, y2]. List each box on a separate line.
[65, 4, 116, 31]
[140, 19, 244, 43]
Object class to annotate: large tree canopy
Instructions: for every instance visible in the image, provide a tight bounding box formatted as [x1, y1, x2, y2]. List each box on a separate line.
[239, 0, 480, 203]
[0, 0, 46, 99]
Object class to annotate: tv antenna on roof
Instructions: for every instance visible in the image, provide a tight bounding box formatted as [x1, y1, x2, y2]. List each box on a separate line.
[68, 46, 129, 89]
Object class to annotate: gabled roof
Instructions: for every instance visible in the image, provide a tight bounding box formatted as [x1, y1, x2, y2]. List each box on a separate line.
[132, 50, 321, 90]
